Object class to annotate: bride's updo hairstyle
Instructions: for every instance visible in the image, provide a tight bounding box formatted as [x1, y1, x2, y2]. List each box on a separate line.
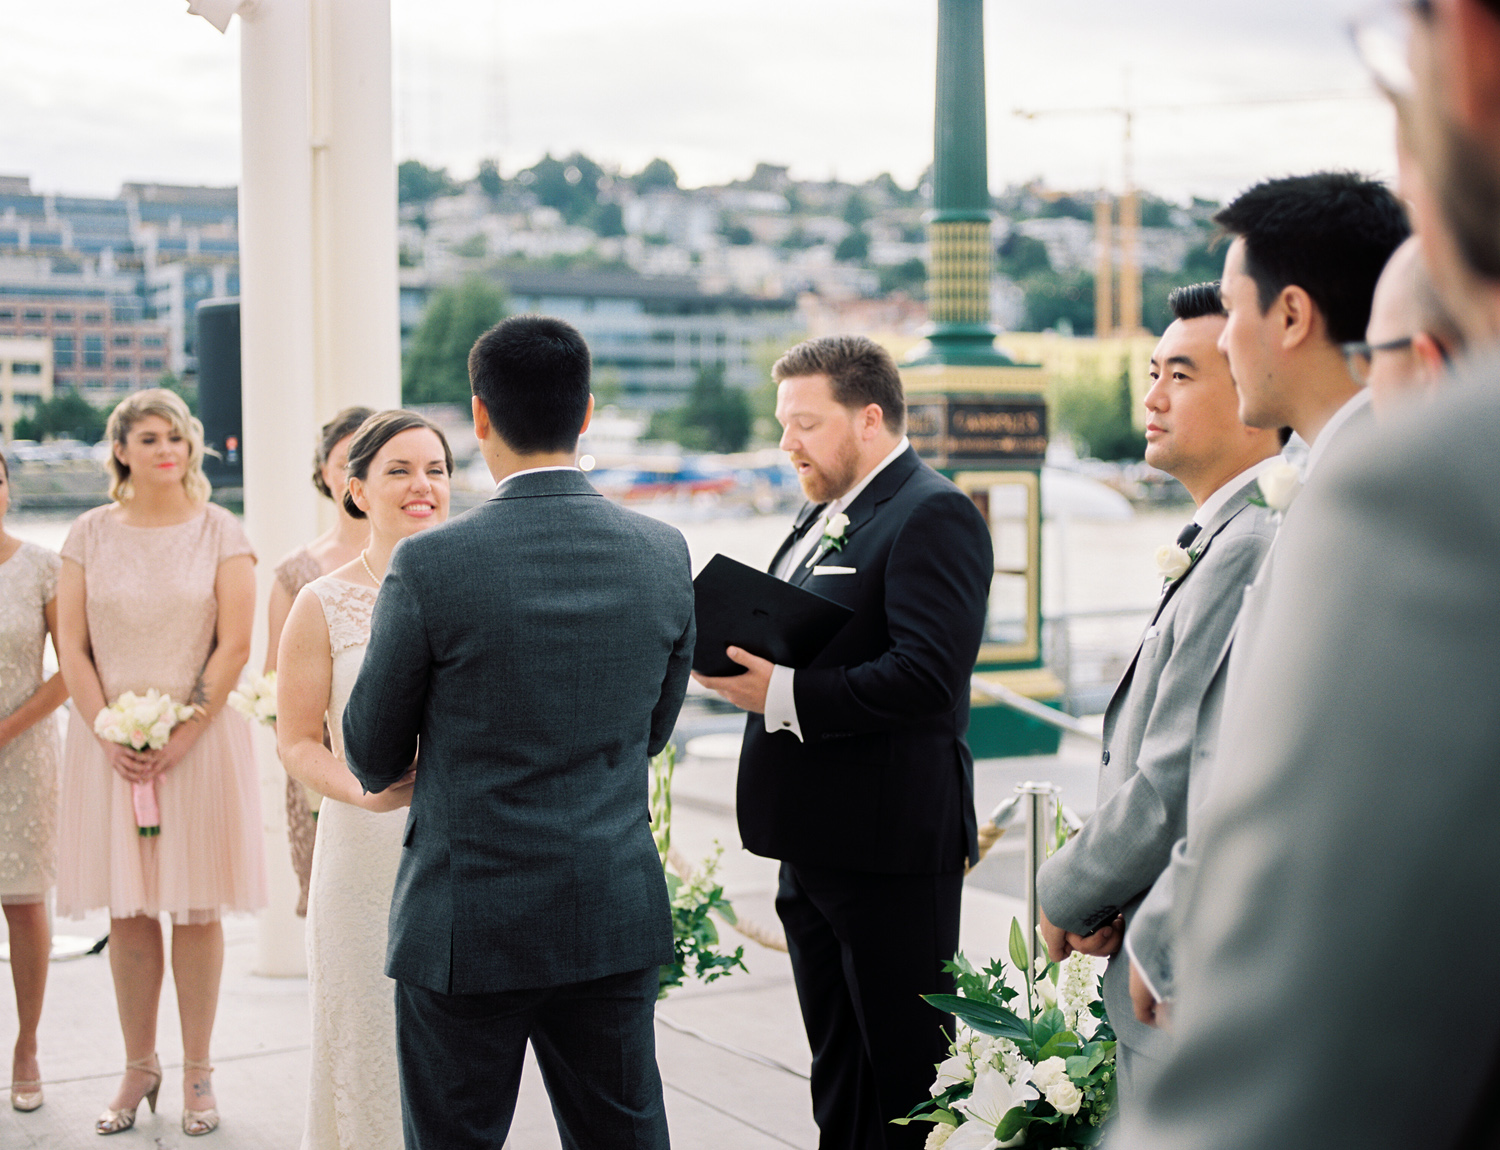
[105, 387, 212, 504]
[341, 409, 454, 520]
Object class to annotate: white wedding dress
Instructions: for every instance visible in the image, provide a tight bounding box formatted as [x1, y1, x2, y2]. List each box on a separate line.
[301, 576, 407, 1150]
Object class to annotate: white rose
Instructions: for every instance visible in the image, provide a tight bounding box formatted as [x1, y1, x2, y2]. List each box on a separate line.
[253, 694, 277, 722]
[1258, 460, 1302, 512]
[824, 511, 850, 540]
[131, 701, 159, 727]
[1043, 1078, 1083, 1116]
[1029, 1056, 1068, 1091]
[147, 721, 173, 748]
[1154, 543, 1192, 581]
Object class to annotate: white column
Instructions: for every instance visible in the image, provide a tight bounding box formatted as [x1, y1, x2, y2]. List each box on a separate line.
[239, 0, 318, 977]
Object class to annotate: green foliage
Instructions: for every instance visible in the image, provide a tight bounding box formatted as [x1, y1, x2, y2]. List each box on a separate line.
[523, 152, 606, 225]
[591, 201, 627, 238]
[476, 158, 503, 199]
[1035, 195, 1094, 222]
[159, 370, 198, 417]
[722, 222, 755, 246]
[835, 231, 870, 263]
[401, 278, 508, 405]
[635, 158, 679, 192]
[646, 364, 752, 453]
[998, 233, 1053, 278]
[1139, 195, 1176, 228]
[453, 233, 487, 259]
[1020, 271, 1095, 335]
[1052, 369, 1144, 462]
[14, 391, 108, 443]
[878, 257, 927, 297]
[842, 191, 871, 228]
[398, 160, 457, 206]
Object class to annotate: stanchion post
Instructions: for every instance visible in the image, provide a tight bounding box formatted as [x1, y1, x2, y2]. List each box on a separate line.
[1017, 780, 1060, 972]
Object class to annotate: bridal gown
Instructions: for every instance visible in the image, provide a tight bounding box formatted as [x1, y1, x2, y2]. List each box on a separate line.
[302, 575, 406, 1150]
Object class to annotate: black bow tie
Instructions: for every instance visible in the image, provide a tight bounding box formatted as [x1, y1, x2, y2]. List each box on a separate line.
[1176, 522, 1202, 550]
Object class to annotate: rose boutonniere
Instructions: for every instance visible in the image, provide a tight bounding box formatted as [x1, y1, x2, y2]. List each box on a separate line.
[819, 511, 850, 553]
[1154, 543, 1195, 583]
[1248, 461, 1302, 515]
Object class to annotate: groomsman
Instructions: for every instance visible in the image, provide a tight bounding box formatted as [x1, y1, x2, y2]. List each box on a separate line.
[694, 335, 992, 1150]
[1122, 172, 1409, 1030]
[1357, 235, 1462, 414]
[1034, 282, 1283, 1103]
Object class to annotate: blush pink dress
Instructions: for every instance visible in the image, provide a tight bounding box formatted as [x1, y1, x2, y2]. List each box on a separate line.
[56, 503, 268, 924]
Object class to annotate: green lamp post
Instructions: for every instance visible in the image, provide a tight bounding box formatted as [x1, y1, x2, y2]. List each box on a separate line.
[904, 0, 1062, 757]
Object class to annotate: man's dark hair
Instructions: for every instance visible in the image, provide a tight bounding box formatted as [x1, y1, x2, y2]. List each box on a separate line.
[1168, 282, 1226, 322]
[771, 334, 905, 432]
[468, 315, 592, 454]
[1215, 172, 1411, 343]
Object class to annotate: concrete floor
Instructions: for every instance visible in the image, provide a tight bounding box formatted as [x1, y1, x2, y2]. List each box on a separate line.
[0, 731, 1099, 1149]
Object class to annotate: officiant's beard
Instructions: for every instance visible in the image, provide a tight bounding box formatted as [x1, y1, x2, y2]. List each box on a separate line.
[796, 434, 860, 503]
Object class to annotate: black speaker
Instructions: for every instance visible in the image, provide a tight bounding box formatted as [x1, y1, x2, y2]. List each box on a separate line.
[195, 298, 242, 486]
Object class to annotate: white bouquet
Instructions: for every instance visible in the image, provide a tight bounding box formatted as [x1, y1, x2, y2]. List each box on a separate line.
[228, 671, 277, 726]
[900, 921, 1116, 1148]
[93, 689, 197, 837]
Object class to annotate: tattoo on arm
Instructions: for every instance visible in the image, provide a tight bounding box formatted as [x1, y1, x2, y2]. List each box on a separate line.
[189, 674, 209, 710]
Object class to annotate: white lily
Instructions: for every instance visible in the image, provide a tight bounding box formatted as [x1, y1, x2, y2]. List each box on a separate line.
[951, 1066, 1037, 1149]
[931, 1051, 974, 1096]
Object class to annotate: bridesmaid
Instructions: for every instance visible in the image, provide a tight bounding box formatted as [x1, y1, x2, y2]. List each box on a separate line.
[0, 452, 67, 1113]
[263, 406, 372, 917]
[55, 389, 266, 1138]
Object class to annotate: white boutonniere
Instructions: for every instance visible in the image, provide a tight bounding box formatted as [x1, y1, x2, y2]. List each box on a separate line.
[819, 511, 850, 552]
[1154, 543, 1195, 583]
[1248, 461, 1303, 515]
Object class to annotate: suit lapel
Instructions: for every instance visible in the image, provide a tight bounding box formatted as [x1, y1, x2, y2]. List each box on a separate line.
[1104, 482, 1262, 719]
[789, 447, 921, 587]
[769, 500, 827, 577]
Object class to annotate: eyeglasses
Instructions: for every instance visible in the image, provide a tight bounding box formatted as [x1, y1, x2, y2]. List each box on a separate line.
[1348, 0, 1433, 101]
[1341, 336, 1416, 384]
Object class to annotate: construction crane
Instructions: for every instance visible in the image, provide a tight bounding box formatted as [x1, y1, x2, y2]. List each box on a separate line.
[1012, 89, 1376, 337]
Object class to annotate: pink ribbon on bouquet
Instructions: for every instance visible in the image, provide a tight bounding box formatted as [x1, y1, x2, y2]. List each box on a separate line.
[132, 780, 161, 837]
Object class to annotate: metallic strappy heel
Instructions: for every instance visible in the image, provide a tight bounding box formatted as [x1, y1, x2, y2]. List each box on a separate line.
[181, 1058, 219, 1136]
[96, 1054, 161, 1135]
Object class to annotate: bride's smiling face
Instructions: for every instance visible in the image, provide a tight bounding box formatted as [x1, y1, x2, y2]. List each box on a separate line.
[349, 427, 450, 541]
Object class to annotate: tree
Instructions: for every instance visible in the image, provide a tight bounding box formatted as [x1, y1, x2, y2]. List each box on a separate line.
[476, 158, 503, 199]
[1052, 367, 1144, 461]
[878, 257, 927, 297]
[591, 201, 627, 238]
[523, 152, 605, 225]
[401, 278, 508, 405]
[842, 191, 871, 228]
[398, 160, 457, 206]
[722, 223, 755, 246]
[14, 392, 108, 443]
[835, 232, 870, 263]
[158, 369, 198, 416]
[635, 158, 679, 192]
[998, 233, 1052, 278]
[646, 364, 751, 453]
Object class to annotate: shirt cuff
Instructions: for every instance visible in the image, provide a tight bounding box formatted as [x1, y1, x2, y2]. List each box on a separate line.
[1123, 932, 1165, 1005]
[763, 664, 803, 742]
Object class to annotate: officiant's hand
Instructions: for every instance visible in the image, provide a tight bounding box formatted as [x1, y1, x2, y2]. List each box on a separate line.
[692, 647, 772, 714]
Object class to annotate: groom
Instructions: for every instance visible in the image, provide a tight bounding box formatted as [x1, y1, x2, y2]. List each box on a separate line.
[344, 315, 695, 1149]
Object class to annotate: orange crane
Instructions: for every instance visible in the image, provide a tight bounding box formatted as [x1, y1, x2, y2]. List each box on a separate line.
[1012, 89, 1376, 336]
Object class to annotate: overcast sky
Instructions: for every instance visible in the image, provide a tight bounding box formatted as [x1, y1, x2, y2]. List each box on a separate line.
[0, 0, 1394, 204]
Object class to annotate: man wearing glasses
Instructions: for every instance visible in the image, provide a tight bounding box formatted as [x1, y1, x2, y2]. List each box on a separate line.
[1115, 3, 1500, 1148]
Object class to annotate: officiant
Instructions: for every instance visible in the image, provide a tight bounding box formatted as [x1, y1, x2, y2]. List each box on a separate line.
[694, 334, 992, 1150]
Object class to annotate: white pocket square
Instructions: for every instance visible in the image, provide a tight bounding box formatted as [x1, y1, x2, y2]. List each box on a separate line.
[811, 565, 857, 575]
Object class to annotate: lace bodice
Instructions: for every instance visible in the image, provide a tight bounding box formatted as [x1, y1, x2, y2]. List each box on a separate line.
[305, 576, 378, 757]
[0, 542, 59, 715]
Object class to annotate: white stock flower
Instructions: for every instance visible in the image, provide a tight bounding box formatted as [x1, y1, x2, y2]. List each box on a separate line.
[823, 511, 850, 540]
[1258, 461, 1302, 512]
[925, 1122, 957, 1150]
[1060, 952, 1099, 1034]
[1154, 543, 1193, 581]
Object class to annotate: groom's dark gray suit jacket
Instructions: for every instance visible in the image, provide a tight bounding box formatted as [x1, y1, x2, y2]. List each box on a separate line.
[343, 469, 695, 996]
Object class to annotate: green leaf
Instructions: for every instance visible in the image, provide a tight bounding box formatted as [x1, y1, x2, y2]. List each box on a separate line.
[1009, 918, 1030, 974]
[922, 994, 1031, 1042]
[996, 1105, 1038, 1141]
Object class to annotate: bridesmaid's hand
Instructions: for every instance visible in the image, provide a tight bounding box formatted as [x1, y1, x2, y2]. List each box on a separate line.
[135, 721, 204, 781]
[354, 768, 416, 813]
[99, 740, 155, 783]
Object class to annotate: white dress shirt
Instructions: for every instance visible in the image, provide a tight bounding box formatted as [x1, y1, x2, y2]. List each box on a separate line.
[764, 437, 910, 742]
[494, 464, 581, 492]
[1301, 388, 1371, 481]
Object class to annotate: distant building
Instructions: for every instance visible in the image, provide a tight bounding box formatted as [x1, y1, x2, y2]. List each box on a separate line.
[0, 336, 52, 442]
[400, 268, 801, 407]
[0, 292, 170, 401]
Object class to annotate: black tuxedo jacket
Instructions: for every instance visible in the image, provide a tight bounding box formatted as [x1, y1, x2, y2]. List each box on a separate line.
[736, 446, 993, 875]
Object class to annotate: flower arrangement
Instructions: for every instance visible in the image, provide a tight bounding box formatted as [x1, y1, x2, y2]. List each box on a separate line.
[93, 690, 197, 837]
[228, 671, 277, 726]
[649, 744, 748, 998]
[900, 919, 1116, 1148]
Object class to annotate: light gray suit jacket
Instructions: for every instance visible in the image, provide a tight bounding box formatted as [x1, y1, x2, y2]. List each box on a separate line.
[1036, 475, 1276, 1056]
[1126, 401, 1376, 1003]
[1112, 361, 1500, 1150]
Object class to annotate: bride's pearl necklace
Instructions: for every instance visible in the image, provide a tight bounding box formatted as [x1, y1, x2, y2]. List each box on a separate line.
[360, 550, 381, 587]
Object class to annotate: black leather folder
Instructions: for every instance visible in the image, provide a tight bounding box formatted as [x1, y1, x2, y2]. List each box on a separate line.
[691, 553, 854, 677]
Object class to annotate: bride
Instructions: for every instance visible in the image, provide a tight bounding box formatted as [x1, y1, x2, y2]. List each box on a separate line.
[276, 411, 453, 1149]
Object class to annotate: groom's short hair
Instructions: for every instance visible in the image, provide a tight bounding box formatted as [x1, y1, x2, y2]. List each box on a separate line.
[469, 315, 592, 454]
